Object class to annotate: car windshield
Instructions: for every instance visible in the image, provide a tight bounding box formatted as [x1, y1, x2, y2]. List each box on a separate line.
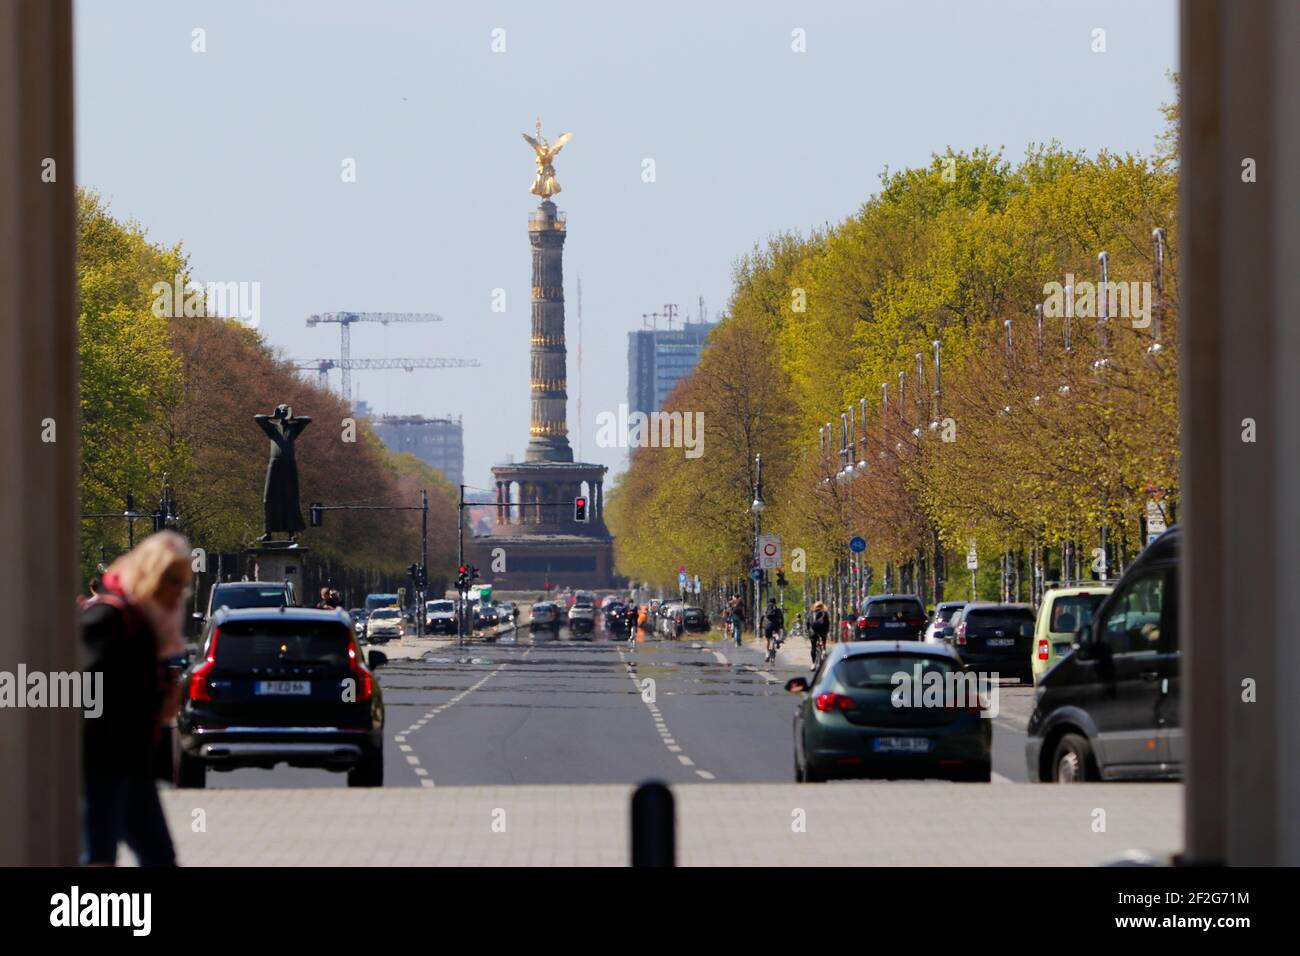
[936, 605, 963, 622]
[1048, 593, 1107, 634]
[867, 600, 924, 619]
[213, 620, 350, 668]
[836, 654, 957, 689]
[212, 587, 287, 610]
[371, 609, 400, 620]
[427, 601, 454, 613]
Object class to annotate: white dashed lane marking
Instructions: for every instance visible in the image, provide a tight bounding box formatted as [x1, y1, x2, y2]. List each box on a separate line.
[620, 648, 716, 782]
[392, 648, 525, 786]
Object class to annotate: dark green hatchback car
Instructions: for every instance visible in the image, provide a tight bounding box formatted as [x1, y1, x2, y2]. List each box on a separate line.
[786, 641, 993, 782]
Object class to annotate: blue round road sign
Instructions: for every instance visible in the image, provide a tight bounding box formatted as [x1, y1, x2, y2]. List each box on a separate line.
[849, 536, 867, 553]
[750, 567, 764, 581]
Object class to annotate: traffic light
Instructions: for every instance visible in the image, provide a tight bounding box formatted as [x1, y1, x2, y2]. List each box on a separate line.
[309, 502, 323, 527]
[776, 570, 788, 588]
[574, 496, 588, 522]
[469, 565, 480, 581]
[456, 565, 468, 591]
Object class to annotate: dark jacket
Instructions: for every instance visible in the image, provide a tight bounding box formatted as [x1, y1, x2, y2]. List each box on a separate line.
[811, 610, 831, 637]
[80, 590, 167, 774]
[764, 607, 785, 632]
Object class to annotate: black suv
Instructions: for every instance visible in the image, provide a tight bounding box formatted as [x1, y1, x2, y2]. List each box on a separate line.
[205, 580, 296, 617]
[173, 607, 386, 788]
[944, 602, 1036, 684]
[1026, 526, 1180, 782]
[855, 594, 927, 641]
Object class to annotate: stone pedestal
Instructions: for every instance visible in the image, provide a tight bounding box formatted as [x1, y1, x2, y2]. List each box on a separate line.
[246, 542, 309, 605]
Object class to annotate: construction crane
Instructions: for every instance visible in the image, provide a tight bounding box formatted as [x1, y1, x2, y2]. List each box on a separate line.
[292, 357, 481, 402]
[305, 312, 444, 405]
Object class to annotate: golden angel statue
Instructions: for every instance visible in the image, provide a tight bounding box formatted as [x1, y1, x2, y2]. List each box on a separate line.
[522, 119, 572, 199]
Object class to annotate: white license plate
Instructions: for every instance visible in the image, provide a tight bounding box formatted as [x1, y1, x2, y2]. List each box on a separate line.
[986, 637, 1014, 646]
[884, 621, 906, 628]
[872, 737, 933, 753]
[255, 681, 311, 696]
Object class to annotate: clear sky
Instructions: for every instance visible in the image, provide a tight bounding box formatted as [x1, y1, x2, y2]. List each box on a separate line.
[74, 0, 1178, 490]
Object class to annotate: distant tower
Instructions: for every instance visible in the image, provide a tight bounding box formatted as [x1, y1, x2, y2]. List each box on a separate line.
[526, 199, 572, 462]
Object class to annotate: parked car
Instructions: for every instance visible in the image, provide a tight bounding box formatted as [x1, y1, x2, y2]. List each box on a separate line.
[855, 594, 928, 641]
[1030, 584, 1113, 683]
[680, 606, 709, 633]
[568, 602, 595, 634]
[942, 602, 1036, 684]
[1027, 527, 1181, 782]
[172, 607, 386, 789]
[425, 599, 458, 635]
[785, 641, 991, 782]
[923, 601, 967, 644]
[529, 601, 560, 630]
[656, 603, 683, 637]
[365, 607, 404, 643]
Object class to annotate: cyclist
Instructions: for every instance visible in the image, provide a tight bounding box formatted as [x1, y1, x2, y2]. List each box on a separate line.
[762, 598, 785, 663]
[809, 600, 831, 666]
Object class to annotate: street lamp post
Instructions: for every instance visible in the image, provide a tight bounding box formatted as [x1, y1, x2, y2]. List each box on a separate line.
[751, 452, 765, 637]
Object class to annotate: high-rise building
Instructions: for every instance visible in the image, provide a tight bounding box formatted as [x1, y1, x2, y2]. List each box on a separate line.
[627, 321, 717, 416]
[370, 414, 464, 486]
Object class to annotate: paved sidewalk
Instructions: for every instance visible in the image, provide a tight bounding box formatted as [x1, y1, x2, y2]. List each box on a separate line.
[155, 782, 1182, 866]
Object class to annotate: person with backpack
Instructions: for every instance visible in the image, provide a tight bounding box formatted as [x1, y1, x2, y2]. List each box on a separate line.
[80, 531, 193, 866]
[763, 598, 785, 663]
[809, 600, 831, 665]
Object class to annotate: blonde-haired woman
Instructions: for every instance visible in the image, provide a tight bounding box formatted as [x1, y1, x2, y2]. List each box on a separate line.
[809, 600, 831, 666]
[81, 530, 193, 865]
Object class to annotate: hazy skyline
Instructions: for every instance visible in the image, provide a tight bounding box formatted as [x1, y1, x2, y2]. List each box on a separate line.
[74, 0, 1178, 491]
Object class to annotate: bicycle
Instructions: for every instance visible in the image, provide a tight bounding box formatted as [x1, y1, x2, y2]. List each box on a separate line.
[764, 628, 783, 664]
[809, 631, 826, 667]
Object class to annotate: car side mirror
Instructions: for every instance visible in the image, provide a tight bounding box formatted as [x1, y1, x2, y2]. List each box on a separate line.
[784, 676, 809, 694]
[367, 650, 388, 670]
[942, 625, 954, 639]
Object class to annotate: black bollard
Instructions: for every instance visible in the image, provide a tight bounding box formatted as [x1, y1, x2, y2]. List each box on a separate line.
[631, 780, 675, 867]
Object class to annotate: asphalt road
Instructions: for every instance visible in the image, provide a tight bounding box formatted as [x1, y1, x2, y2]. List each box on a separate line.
[204, 620, 1035, 790]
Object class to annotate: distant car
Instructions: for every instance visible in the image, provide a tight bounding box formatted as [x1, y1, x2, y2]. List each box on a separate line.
[173, 607, 386, 789]
[529, 602, 560, 630]
[496, 601, 519, 628]
[944, 602, 1036, 684]
[425, 599, 457, 635]
[348, 608, 370, 641]
[206, 581, 296, 619]
[786, 641, 991, 782]
[365, 607, 404, 643]
[923, 601, 967, 644]
[474, 603, 499, 630]
[603, 602, 632, 634]
[568, 602, 596, 634]
[680, 606, 709, 633]
[1031, 585, 1113, 683]
[1028, 527, 1180, 782]
[855, 595, 927, 641]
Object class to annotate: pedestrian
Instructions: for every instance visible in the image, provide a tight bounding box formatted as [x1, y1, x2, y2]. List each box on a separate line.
[316, 587, 333, 610]
[80, 530, 193, 866]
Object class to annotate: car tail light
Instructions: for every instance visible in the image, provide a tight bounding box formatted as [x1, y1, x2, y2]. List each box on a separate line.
[1038, 638, 1050, 661]
[955, 622, 967, 646]
[347, 636, 373, 701]
[189, 628, 219, 701]
[814, 692, 856, 713]
[907, 618, 926, 628]
[865, 617, 882, 628]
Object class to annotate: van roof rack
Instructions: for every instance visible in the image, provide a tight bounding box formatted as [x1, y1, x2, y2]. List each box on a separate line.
[1043, 578, 1120, 589]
